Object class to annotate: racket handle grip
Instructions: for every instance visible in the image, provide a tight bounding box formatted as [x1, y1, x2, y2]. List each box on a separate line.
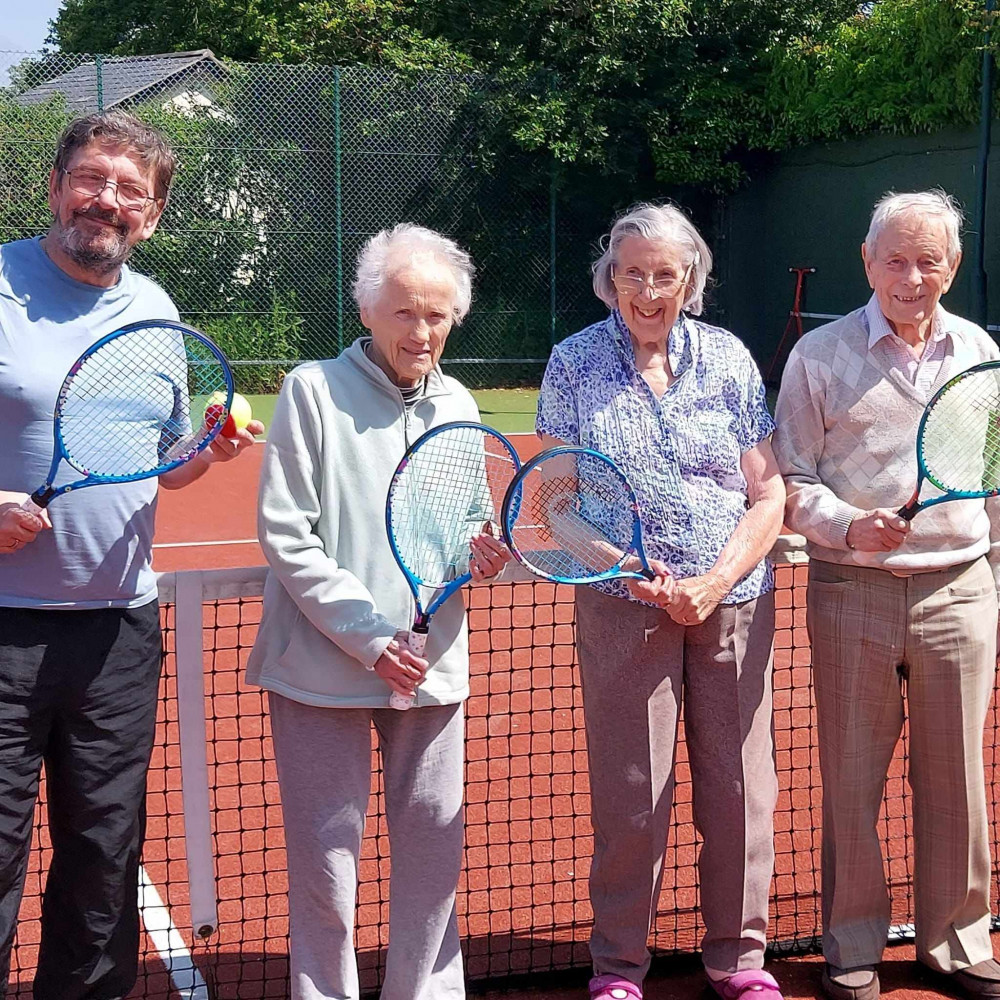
[388, 627, 428, 711]
[20, 498, 44, 516]
[407, 629, 428, 656]
[897, 499, 920, 522]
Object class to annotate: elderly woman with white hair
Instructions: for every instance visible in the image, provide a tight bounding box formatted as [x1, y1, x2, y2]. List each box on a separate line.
[774, 190, 1000, 1000]
[246, 223, 508, 1000]
[536, 203, 786, 1000]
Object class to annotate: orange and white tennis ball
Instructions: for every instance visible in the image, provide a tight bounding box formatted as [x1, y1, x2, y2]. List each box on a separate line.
[204, 391, 252, 438]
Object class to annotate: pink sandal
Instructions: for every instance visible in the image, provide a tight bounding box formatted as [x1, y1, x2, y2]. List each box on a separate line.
[589, 974, 643, 1000]
[710, 969, 784, 999]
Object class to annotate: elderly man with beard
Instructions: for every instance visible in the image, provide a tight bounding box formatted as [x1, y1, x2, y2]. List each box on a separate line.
[0, 111, 262, 999]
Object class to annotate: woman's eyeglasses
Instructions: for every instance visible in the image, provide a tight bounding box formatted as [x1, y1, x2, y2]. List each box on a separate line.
[611, 254, 698, 299]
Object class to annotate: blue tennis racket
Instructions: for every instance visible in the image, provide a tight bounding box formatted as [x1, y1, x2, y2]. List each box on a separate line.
[898, 360, 1000, 520]
[385, 421, 521, 710]
[501, 446, 656, 584]
[22, 319, 234, 513]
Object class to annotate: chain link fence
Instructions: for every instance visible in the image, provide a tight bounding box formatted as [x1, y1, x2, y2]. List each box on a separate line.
[1, 50, 605, 390]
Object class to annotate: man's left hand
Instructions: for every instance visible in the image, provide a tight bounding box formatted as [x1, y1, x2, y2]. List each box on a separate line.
[204, 420, 265, 464]
[665, 572, 731, 626]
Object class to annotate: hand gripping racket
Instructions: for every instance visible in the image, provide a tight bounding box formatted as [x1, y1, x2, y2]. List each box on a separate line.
[501, 445, 656, 584]
[898, 360, 1000, 520]
[22, 319, 234, 514]
[385, 421, 521, 710]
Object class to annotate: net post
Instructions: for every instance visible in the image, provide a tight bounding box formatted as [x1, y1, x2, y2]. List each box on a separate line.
[175, 569, 219, 938]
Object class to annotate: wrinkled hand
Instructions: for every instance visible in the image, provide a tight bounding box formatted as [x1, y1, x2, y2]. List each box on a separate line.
[373, 630, 430, 698]
[204, 419, 265, 464]
[846, 508, 910, 552]
[469, 528, 510, 582]
[627, 558, 676, 605]
[0, 491, 51, 555]
[665, 572, 730, 626]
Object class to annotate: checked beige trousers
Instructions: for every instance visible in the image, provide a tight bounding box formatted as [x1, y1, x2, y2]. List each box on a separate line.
[807, 556, 997, 973]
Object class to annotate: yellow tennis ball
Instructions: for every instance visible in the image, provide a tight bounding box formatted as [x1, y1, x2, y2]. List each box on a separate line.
[203, 391, 252, 437]
[228, 392, 253, 433]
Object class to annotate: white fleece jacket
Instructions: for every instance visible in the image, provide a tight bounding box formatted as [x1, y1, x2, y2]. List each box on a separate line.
[245, 339, 483, 707]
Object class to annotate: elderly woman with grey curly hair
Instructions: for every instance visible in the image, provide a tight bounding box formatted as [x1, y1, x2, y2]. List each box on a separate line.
[535, 203, 786, 1000]
[246, 223, 509, 1000]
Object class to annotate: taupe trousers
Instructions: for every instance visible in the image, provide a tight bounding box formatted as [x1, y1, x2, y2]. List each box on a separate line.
[575, 584, 778, 983]
[807, 556, 997, 973]
[269, 694, 466, 1000]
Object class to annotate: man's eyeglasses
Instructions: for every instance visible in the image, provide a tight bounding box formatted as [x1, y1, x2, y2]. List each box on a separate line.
[62, 168, 158, 212]
[611, 254, 698, 299]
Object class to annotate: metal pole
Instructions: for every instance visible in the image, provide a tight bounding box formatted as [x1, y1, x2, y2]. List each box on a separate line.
[333, 66, 344, 354]
[973, 0, 995, 328]
[95, 54, 104, 112]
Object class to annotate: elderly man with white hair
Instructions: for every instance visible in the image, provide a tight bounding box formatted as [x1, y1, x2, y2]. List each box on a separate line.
[246, 223, 509, 1000]
[774, 190, 1000, 1000]
[537, 202, 787, 1000]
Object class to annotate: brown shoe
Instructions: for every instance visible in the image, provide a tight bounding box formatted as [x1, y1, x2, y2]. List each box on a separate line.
[821, 965, 880, 1000]
[942, 959, 1000, 998]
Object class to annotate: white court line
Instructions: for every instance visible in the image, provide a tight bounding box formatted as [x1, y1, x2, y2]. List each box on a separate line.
[138, 865, 209, 999]
[153, 538, 258, 549]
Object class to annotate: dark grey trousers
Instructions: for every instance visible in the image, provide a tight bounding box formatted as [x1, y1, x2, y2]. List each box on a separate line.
[575, 585, 778, 983]
[0, 603, 162, 1000]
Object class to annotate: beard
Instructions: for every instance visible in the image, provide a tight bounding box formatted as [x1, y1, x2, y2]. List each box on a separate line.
[49, 207, 133, 276]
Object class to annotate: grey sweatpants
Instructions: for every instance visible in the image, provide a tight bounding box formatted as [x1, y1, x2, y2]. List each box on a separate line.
[269, 693, 466, 1000]
[575, 585, 778, 983]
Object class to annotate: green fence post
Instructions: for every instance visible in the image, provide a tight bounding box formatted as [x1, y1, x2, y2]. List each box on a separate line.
[95, 54, 104, 112]
[973, 0, 996, 329]
[549, 162, 557, 346]
[333, 66, 344, 355]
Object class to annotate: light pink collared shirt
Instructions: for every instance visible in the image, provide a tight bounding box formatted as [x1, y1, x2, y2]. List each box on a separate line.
[862, 294, 950, 395]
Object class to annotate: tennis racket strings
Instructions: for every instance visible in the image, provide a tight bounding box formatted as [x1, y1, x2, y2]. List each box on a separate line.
[390, 423, 517, 587]
[59, 324, 230, 480]
[920, 365, 1000, 497]
[505, 449, 646, 581]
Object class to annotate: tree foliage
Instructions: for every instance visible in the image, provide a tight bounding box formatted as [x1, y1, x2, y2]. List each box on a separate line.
[41, 0, 1000, 190]
[48, 0, 469, 69]
[48, 0, 857, 189]
[762, 0, 994, 146]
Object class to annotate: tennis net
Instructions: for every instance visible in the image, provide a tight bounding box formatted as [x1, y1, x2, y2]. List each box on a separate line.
[8, 536, 1000, 998]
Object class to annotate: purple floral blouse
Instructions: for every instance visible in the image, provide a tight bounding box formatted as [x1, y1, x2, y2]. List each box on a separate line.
[536, 310, 775, 604]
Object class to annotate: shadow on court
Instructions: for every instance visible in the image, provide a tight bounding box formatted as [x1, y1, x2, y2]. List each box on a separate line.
[89, 939, 980, 999]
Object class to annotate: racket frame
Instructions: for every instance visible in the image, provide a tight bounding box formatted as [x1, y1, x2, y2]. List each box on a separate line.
[898, 359, 1000, 521]
[26, 320, 235, 511]
[385, 420, 521, 709]
[501, 445, 656, 584]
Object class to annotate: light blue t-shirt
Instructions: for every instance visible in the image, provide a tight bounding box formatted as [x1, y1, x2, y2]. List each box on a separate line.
[0, 237, 180, 608]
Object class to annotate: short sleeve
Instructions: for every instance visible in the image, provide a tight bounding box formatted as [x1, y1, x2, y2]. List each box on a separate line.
[535, 348, 580, 444]
[732, 348, 775, 453]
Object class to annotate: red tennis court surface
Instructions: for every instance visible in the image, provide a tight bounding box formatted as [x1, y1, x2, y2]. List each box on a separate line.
[9, 435, 999, 1000]
[151, 433, 546, 572]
